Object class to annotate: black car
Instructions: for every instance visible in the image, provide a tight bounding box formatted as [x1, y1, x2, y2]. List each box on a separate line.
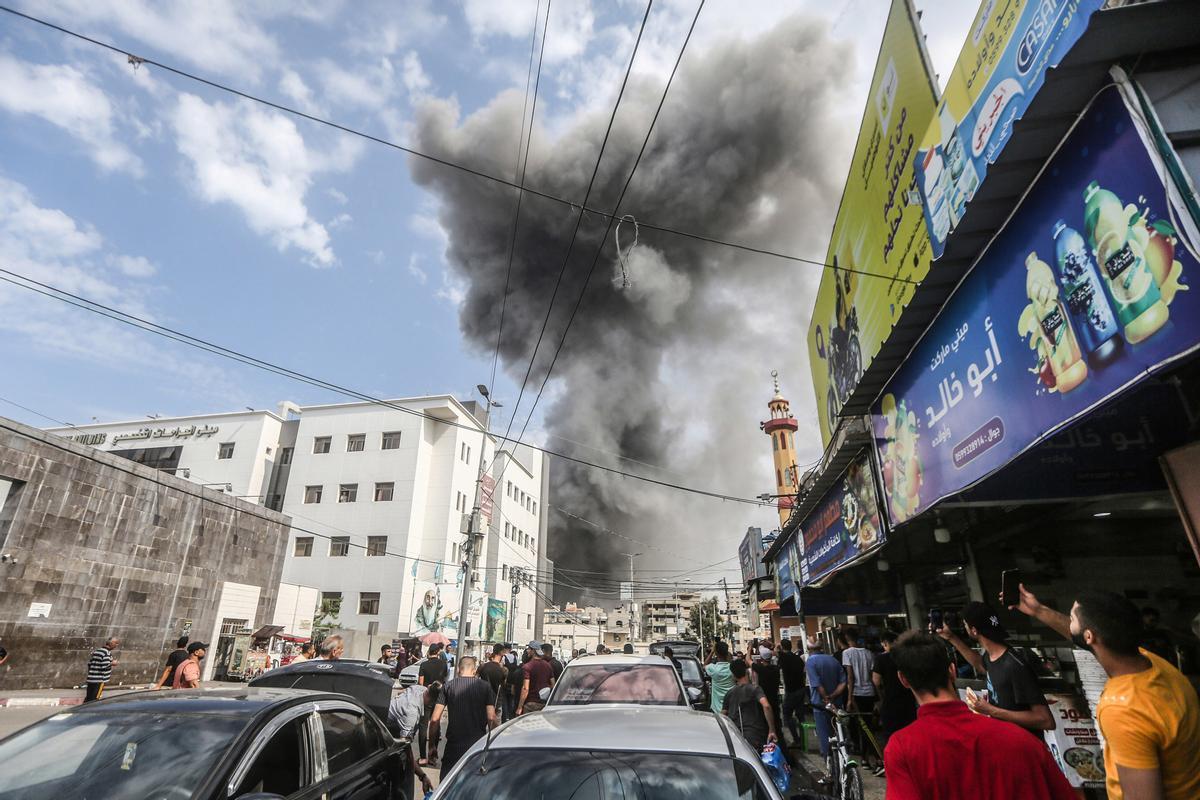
[0, 687, 406, 799]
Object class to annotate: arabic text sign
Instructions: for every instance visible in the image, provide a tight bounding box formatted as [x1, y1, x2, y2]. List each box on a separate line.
[110, 424, 221, 445]
[797, 454, 887, 588]
[875, 84, 1200, 523]
[806, 0, 940, 443]
[914, 0, 1104, 258]
[739, 527, 766, 583]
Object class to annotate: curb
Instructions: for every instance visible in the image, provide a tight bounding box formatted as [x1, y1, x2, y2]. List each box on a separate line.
[0, 697, 83, 708]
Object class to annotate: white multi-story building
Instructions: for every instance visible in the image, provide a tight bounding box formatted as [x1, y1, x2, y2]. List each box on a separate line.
[46, 395, 549, 650]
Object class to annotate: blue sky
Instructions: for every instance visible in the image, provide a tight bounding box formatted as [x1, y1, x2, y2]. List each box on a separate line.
[0, 0, 975, 431]
[0, 2, 980, 584]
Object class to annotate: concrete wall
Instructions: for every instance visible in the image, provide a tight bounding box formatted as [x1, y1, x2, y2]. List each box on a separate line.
[0, 416, 291, 690]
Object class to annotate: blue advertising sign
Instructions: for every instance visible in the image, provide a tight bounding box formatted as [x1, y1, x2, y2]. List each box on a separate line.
[914, 0, 1104, 259]
[774, 544, 797, 608]
[798, 453, 888, 588]
[875, 82, 1200, 524]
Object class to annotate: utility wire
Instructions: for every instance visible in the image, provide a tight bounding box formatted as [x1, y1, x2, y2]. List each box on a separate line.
[495, 0, 654, 458]
[0, 267, 770, 506]
[499, 0, 705, 485]
[489, 0, 550, 397]
[0, 4, 917, 286]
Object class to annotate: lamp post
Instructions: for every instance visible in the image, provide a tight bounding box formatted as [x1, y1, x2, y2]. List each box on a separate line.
[458, 384, 502, 657]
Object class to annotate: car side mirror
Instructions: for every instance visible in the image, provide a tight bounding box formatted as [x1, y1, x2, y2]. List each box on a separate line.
[538, 687, 551, 701]
[687, 687, 701, 701]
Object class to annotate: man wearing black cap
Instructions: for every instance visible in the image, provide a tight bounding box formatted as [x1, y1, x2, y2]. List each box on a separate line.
[172, 642, 208, 689]
[938, 601, 1053, 736]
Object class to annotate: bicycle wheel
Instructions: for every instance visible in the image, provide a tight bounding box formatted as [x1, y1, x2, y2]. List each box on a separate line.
[843, 763, 865, 800]
[827, 754, 841, 795]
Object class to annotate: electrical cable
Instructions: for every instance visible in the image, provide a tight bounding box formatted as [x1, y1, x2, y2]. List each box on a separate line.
[489, 0, 550, 398]
[495, 0, 654, 458]
[0, 4, 917, 285]
[491, 0, 704, 488]
[0, 266, 770, 507]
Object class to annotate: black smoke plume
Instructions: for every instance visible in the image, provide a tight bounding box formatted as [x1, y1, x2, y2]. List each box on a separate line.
[410, 15, 851, 597]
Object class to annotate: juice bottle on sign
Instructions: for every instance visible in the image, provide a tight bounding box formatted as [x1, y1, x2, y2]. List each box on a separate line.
[1083, 181, 1169, 344]
[1053, 220, 1120, 365]
[1025, 252, 1088, 393]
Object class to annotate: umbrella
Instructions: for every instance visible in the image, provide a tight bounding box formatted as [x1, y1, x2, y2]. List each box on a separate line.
[421, 631, 451, 646]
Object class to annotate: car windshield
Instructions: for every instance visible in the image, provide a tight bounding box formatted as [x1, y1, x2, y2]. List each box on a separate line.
[441, 749, 770, 799]
[551, 665, 684, 706]
[0, 710, 247, 800]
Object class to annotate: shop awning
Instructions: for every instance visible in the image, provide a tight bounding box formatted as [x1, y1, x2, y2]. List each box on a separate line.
[250, 624, 285, 639]
[758, 599, 780, 612]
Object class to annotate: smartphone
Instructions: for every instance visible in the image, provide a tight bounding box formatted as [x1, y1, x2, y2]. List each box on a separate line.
[945, 610, 960, 630]
[1001, 569, 1022, 608]
[928, 607, 944, 632]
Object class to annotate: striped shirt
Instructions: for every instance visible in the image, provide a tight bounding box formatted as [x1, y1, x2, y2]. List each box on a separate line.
[86, 647, 113, 683]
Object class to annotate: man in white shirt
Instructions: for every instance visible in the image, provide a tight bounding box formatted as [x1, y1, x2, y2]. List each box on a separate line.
[841, 630, 881, 773]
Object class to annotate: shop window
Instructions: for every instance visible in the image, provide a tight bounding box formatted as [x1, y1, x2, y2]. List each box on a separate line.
[374, 482, 394, 502]
[339, 484, 358, 503]
[347, 434, 365, 453]
[382, 431, 402, 450]
[217, 442, 235, 460]
[329, 537, 350, 557]
[279, 447, 293, 465]
[358, 592, 380, 615]
[313, 436, 331, 454]
[304, 485, 323, 504]
[294, 537, 313, 557]
[367, 536, 387, 557]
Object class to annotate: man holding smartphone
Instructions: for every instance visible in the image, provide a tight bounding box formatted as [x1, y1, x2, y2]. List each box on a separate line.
[938, 601, 1054, 737]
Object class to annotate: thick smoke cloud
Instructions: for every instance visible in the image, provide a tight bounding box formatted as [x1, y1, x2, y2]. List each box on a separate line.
[410, 15, 851, 596]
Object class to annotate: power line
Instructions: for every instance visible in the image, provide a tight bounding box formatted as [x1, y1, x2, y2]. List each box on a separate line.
[489, 0, 550, 397]
[496, 0, 654, 461]
[0, 395, 75, 428]
[0, 267, 770, 506]
[500, 0, 706, 480]
[0, 5, 917, 286]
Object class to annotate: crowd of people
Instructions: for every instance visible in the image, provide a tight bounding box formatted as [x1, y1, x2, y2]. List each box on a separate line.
[705, 586, 1200, 800]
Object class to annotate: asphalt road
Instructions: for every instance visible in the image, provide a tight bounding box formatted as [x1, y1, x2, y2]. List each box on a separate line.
[0, 706, 61, 739]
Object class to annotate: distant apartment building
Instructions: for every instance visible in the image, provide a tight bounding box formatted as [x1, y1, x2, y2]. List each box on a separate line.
[640, 592, 701, 639]
[46, 394, 550, 649]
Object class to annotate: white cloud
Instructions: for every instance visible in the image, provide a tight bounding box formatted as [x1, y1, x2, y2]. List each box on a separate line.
[316, 57, 395, 109]
[0, 53, 142, 175]
[328, 187, 349, 204]
[436, 269, 467, 307]
[407, 253, 428, 284]
[463, 0, 593, 64]
[108, 254, 157, 278]
[45, 0, 286, 82]
[462, 0, 531, 39]
[279, 68, 323, 114]
[367, 249, 385, 264]
[170, 93, 362, 267]
[328, 212, 353, 229]
[401, 52, 432, 97]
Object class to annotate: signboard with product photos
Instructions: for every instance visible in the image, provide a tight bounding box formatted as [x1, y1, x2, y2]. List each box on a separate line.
[806, 0, 940, 444]
[796, 452, 888, 588]
[913, 0, 1105, 259]
[874, 78, 1200, 525]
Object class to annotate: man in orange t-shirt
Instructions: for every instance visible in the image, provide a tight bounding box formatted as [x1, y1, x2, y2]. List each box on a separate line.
[1010, 587, 1200, 800]
[172, 642, 208, 689]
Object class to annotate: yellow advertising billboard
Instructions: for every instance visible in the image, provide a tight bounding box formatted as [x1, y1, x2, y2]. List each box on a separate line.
[806, 0, 940, 443]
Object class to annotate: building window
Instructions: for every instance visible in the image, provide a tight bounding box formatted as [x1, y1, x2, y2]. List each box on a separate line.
[367, 535, 388, 556]
[507, 481, 512, 498]
[314, 436, 331, 454]
[382, 431, 402, 450]
[374, 482, 394, 502]
[502, 565, 508, 580]
[294, 536, 313, 557]
[504, 522, 510, 539]
[359, 592, 380, 615]
[527, 614, 532, 628]
[339, 484, 358, 503]
[532, 501, 537, 515]
[280, 447, 293, 465]
[217, 442, 235, 460]
[347, 434, 365, 452]
[321, 591, 342, 610]
[304, 485, 323, 504]
[329, 537, 350, 557]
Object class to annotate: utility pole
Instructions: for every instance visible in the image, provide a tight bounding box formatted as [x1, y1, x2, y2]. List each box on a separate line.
[459, 384, 499, 657]
[619, 551, 640, 642]
[721, 578, 734, 644]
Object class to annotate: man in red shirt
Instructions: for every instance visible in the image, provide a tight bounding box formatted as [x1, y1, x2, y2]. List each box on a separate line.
[884, 632, 1074, 800]
[518, 641, 555, 714]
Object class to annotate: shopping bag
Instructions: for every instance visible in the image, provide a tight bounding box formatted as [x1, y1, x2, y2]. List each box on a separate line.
[760, 742, 791, 793]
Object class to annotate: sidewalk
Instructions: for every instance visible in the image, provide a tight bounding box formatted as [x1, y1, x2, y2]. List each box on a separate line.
[0, 685, 146, 708]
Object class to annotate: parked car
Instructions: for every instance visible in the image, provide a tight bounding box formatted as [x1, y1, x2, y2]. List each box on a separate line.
[250, 658, 394, 721]
[431, 705, 801, 799]
[545, 654, 693, 707]
[0, 687, 407, 799]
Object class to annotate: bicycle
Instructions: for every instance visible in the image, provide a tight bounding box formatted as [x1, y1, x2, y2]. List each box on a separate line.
[811, 704, 866, 800]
